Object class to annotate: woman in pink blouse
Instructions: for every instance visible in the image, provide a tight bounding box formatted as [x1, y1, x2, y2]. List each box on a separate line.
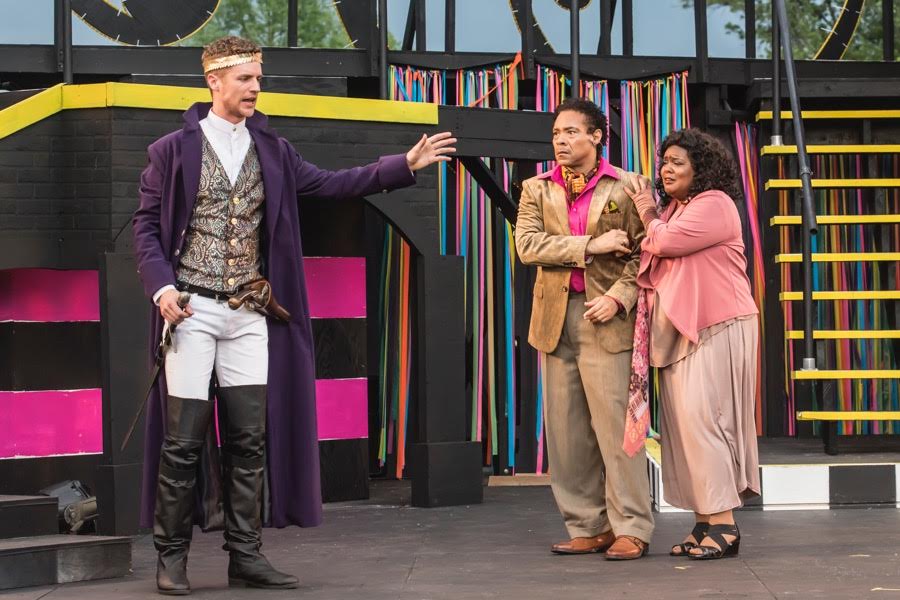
[625, 129, 760, 560]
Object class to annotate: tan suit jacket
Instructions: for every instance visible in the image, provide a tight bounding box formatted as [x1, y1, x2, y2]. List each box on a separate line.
[515, 166, 647, 354]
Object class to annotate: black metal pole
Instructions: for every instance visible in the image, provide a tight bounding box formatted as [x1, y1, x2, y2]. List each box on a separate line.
[598, 0, 611, 56]
[521, 0, 535, 75]
[774, 0, 826, 449]
[774, 0, 817, 360]
[771, 1, 782, 145]
[402, 0, 416, 51]
[415, 0, 427, 52]
[884, 0, 895, 62]
[445, 0, 455, 53]
[378, 0, 388, 99]
[745, 0, 756, 59]
[62, 0, 73, 83]
[570, 0, 580, 97]
[622, 0, 633, 57]
[694, 0, 709, 81]
[288, 0, 298, 47]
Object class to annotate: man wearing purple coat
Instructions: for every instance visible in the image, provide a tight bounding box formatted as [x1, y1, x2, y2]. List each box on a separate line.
[132, 36, 455, 595]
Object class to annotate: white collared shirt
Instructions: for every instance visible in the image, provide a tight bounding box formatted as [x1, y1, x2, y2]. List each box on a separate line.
[199, 108, 252, 187]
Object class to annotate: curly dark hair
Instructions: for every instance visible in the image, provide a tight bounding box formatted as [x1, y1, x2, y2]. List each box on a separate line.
[654, 128, 743, 208]
[553, 97, 609, 150]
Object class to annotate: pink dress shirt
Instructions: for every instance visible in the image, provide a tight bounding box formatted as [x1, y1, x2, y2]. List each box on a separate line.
[539, 159, 620, 293]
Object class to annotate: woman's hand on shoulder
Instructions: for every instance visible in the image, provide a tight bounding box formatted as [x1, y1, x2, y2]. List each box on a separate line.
[623, 176, 659, 225]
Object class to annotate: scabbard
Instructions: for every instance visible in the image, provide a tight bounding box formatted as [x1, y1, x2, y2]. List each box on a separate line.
[119, 360, 162, 452]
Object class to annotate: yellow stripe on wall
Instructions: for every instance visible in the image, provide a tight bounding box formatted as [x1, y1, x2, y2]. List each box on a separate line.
[0, 85, 63, 139]
[792, 369, 900, 380]
[757, 109, 900, 120]
[257, 91, 437, 124]
[106, 82, 210, 112]
[761, 144, 900, 155]
[765, 178, 900, 190]
[780, 290, 900, 301]
[0, 82, 439, 141]
[797, 411, 900, 421]
[786, 330, 900, 340]
[775, 252, 900, 263]
[771, 215, 900, 226]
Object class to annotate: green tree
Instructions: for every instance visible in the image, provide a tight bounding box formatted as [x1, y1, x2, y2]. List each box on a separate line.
[704, 0, 886, 60]
[185, 0, 352, 48]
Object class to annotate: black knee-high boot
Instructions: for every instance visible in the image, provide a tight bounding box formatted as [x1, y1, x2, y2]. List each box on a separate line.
[154, 396, 213, 596]
[217, 385, 298, 589]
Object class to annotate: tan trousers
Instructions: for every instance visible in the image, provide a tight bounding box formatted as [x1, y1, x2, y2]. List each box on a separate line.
[544, 293, 654, 542]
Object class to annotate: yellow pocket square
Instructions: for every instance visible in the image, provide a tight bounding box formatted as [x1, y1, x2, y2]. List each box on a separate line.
[602, 200, 620, 214]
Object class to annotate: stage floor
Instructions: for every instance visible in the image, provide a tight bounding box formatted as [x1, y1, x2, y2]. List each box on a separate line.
[3, 481, 899, 600]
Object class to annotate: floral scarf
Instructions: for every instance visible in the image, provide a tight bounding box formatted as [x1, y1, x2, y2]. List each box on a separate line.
[623, 288, 650, 457]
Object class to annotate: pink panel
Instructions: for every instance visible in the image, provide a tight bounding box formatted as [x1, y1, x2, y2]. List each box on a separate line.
[315, 378, 368, 440]
[304, 258, 366, 319]
[0, 269, 99, 322]
[0, 389, 103, 458]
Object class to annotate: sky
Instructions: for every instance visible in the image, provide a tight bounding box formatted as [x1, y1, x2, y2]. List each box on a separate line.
[0, 0, 746, 58]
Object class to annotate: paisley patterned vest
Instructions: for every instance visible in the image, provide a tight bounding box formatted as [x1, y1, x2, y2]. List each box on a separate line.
[177, 135, 265, 293]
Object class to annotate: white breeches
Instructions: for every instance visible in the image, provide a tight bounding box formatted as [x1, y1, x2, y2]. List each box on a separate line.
[164, 295, 268, 399]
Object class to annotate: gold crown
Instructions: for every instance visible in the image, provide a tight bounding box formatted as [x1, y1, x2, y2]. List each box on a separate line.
[202, 51, 263, 74]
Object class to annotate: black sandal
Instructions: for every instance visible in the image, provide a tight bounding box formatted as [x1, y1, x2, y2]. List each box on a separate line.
[669, 522, 709, 557]
[688, 523, 740, 560]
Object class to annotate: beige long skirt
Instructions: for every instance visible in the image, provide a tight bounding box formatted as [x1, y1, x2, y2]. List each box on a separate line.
[658, 316, 761, 514]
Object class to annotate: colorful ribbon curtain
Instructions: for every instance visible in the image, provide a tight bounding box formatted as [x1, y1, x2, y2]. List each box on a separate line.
[375, 226, 413, 478]
[620, 71, 690, 178]
[381, 60, 522, 475]
[779, 154, 900, 435]
[734, 123, 765, 434]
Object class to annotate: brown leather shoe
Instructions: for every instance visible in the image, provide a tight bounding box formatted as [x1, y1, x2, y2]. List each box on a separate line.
[605, 535, 649, 560]
[551, 531, 616, 555]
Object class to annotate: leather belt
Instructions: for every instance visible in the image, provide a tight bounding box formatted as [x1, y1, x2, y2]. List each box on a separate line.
[177, 282, 233, 302]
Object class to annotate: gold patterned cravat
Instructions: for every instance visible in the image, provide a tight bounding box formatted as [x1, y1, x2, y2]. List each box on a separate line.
[562, 165, 598, 202]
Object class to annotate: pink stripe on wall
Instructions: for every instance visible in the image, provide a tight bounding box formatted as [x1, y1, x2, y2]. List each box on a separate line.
[304, 258, 366, 319]
[0, 389, 103, 459]
[315, 378, 368, 440]
[0, 269, 99, 322]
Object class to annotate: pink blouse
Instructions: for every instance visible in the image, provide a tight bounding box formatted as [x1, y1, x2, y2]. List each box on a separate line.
[637, 189, 757, 344]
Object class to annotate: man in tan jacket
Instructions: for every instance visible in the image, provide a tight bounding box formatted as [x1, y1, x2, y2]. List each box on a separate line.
[516, 98, 653, 560]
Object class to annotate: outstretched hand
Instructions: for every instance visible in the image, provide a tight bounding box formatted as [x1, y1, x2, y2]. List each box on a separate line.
[406, 132, 457, 171]
[623, 176, 659, 224]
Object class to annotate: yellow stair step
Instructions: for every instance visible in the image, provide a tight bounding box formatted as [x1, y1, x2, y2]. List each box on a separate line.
[757, 109, 900, 121]
[771, 215, 900, 226]
[792, 369, 900, 380]
[775, 252, 900, 263]
[765, 178, 900, 190]
[786, 330, 900, 339]
[797, 411, 900, 421]
[762, 144, 900, 155]
[780, 290, 900, 301]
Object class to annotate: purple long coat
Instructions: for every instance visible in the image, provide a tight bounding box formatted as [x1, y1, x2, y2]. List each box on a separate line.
[133, 103, 415, 528]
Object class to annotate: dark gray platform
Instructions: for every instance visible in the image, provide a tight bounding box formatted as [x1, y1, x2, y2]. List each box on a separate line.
[0, 535, 131, 591]
[2, 482, 898, 599]
[0, 496, 58, 539]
